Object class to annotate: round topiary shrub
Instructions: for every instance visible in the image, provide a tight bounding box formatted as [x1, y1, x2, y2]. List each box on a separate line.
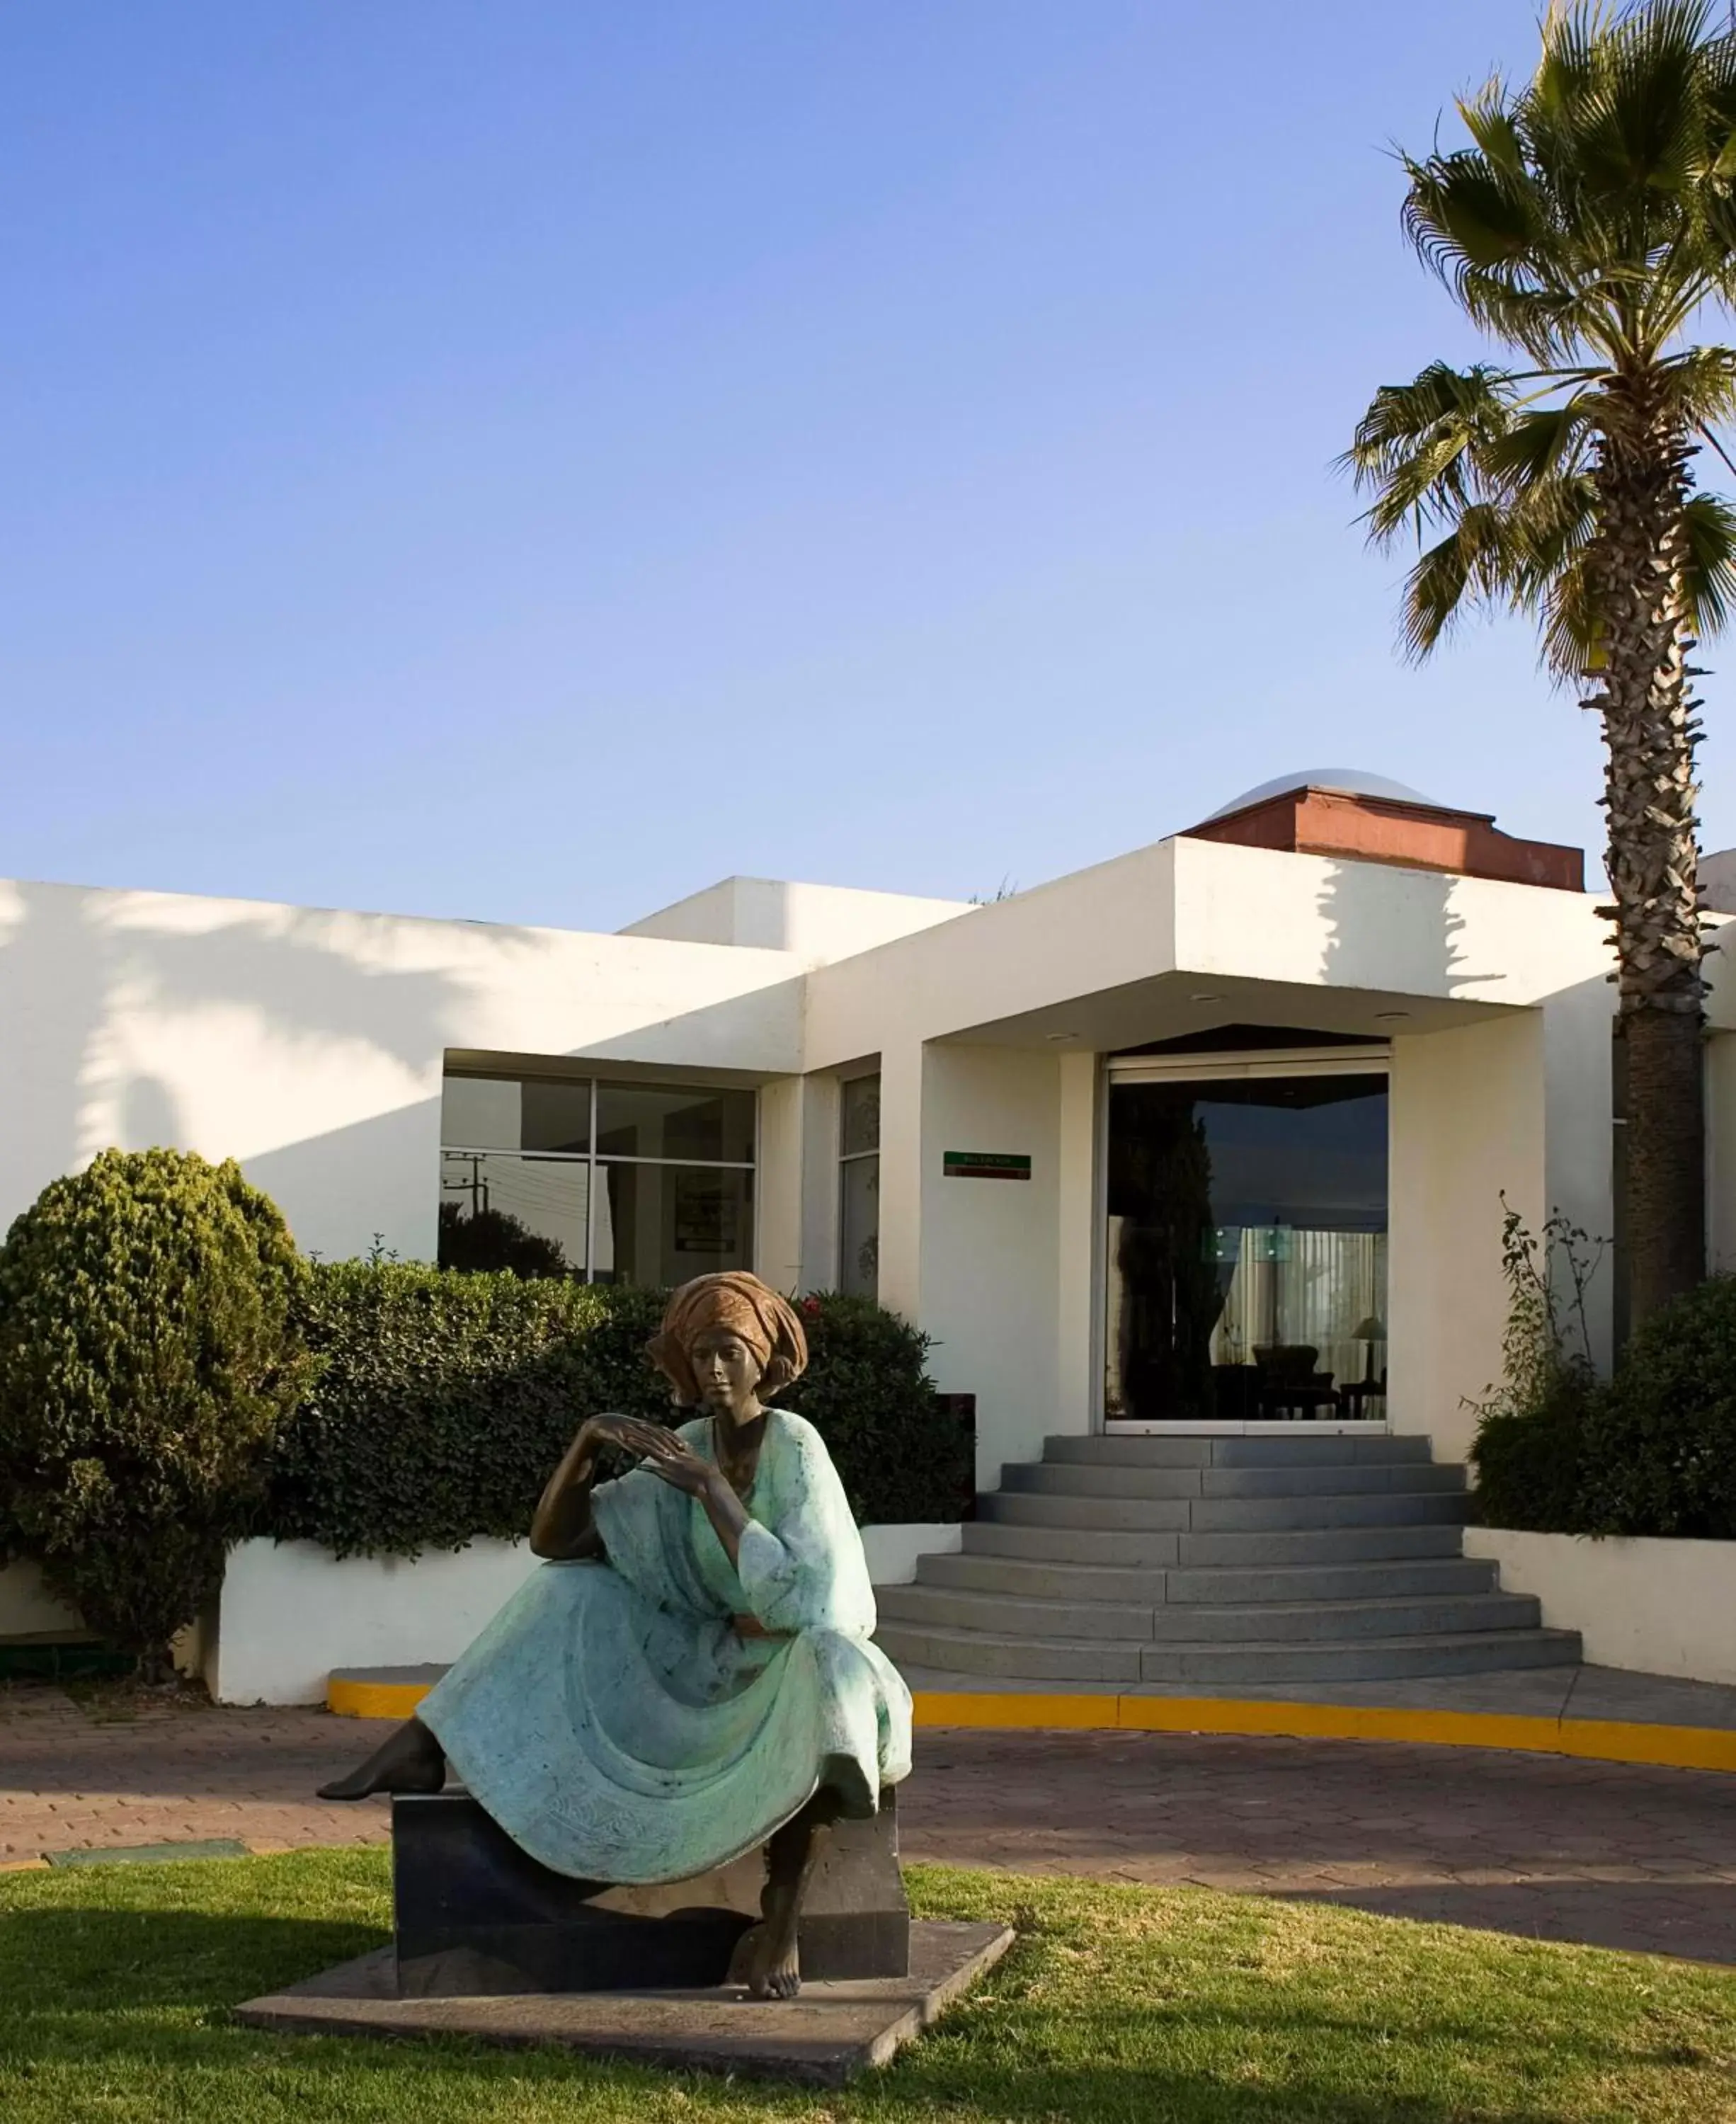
[1576, 1275, 1736, 1540]
[0, 1149, 312, 1676]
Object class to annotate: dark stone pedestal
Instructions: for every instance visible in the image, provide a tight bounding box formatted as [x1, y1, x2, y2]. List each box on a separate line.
[392, 1788, 910, 1996]
[236, 1923, 1015, 2086]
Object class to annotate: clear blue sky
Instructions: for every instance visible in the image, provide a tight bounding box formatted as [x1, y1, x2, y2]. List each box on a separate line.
[4, 1, 1721, 931]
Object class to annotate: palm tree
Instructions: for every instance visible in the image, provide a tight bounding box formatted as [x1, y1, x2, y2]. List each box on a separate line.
[1347, 0, 1736, 1326]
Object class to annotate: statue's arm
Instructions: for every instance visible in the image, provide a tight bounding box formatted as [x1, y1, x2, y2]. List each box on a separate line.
[530, 1413, 673, 1559]
[528, 1424, 603, 1558]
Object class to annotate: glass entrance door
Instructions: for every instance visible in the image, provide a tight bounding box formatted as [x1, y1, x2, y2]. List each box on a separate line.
[1102, 1066, 1388, 1423]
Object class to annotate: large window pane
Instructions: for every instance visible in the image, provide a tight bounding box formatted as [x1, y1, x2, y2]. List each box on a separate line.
[1103, 1075, 1388, 1422]
[840, 1075, 881, 1158]
[840, 1153, 879, 1298]
[595, 1083, 755, 1164]
[440, 1075, 522, 1150]
[519, 1077, 591, 1154]
[438, 1151, 587, 1278]
[595, 1163, 753, 1286]
[440, 1073, 590, 1153]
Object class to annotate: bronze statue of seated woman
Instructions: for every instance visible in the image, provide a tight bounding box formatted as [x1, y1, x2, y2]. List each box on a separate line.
[319, 1272, 913, 2000]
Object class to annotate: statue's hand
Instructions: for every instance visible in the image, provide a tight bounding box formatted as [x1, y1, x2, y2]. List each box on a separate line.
[580, 1414, 671, 1461]
[635, 1428, 716, 1498]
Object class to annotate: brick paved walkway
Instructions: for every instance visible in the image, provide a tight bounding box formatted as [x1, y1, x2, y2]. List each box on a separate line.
[3, 1684, 1732, 1965]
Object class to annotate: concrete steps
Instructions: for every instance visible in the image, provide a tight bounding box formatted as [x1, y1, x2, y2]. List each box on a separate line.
[1040, 1433, 1434, 1468]
[999, 1461, 1467, 1500]
[961, 1521, 1471, 1568]
[920, 1551, 1499, 1606]
[874, 1621, 1583, 1686]
[878, 1583, 1538, 1645]
[979, 1489, 1472, 1532]
[875, 1432, 1582, 1688]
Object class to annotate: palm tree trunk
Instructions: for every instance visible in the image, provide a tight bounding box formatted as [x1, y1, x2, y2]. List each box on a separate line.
[1588, 372, 1706, 1327]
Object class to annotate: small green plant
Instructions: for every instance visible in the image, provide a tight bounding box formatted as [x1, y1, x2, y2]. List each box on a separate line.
[1578, 1277, 1736, 1539]
[0, 1150, 312, 1676]
[1467, 1199, 1606, 1532]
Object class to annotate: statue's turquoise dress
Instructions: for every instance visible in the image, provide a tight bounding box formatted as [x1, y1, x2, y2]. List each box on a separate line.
[417, 1410, 913, 1885]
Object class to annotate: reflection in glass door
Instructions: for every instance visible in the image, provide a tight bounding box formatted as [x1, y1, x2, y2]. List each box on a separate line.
[1102, 1068, 1388, 1422]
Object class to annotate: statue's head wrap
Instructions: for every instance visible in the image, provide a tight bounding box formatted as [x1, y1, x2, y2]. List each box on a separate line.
[647, 1271, 810, 1405]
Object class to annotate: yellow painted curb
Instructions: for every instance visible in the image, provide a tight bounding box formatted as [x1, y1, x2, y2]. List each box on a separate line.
[327, 1676, 435, 1720]
[911, 1689, 1736, 1773]
[326, 1670, 1736, 1775]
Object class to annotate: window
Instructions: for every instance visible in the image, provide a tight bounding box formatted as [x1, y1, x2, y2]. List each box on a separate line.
[440, 1066, 756, 1285]
[1102, 1066, 1388, 1422]
[838, 1073, 880, 1299]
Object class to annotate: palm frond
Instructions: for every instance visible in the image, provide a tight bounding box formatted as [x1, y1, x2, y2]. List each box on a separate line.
[1658, 343, 1736, 425]
[1343, 362, 1519, 541]
[1398, 501, 1534, 661]
[1538, 543, 1601, 675]
[1682, 488, 1736, 634]
[1480, 399, 1597, 489]
[1357, 0, 1736, 678]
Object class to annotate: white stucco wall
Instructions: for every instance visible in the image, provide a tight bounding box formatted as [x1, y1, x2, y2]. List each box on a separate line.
[914, 1045, 1062, 1485]
[0, 877, 804, 1267]
[1054, 1050, 1099, 1439]
[1388, 1015, 1547, 1466]
[1170, 838, 1617, 1012]
[755, 1074, 806, 1294]
[859, 1521, 963, 1585]
[622, 877, 971, 962]
[1465, 1529, 1736, 1685]
[211, 1536, 544, 1704]
[213, 1526, 964, 1703]
[803, 843, 1180, 1066]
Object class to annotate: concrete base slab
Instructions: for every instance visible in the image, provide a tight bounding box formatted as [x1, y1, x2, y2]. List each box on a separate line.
[234, 1919, 1014, 2086]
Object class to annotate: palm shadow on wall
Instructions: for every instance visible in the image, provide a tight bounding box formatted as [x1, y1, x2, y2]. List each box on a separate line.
[0, 881, 486, 1231]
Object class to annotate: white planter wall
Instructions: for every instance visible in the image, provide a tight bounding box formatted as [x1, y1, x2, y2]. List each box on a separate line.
[859, 1522, 961, 1586]
[1465, 1529, 1736, 1686]
[212, 1537, 545, 1706]
[0, 1558, 84, 1638]
[212, 1523, 965, 1705]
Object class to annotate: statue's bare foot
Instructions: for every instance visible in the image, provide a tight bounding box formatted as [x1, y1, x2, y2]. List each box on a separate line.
[733, 1793, 839, 1999]
[738, 1886, 803, 2001]
[317, 1717, 445, 1801]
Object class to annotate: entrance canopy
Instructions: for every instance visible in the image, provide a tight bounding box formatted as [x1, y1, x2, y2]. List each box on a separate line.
[804, 831, 1609, 1071]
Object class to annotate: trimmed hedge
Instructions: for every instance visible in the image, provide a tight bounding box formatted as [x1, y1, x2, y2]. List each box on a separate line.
[263, 1266, 969, 1558]
[1473, 1274, 1736, 1541]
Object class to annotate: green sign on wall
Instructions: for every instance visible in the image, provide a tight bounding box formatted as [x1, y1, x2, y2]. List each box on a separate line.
[943, 1151, 1032, 1181]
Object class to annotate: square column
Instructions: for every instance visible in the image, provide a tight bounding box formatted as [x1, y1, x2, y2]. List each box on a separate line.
[876, 1039, 1066, 1486]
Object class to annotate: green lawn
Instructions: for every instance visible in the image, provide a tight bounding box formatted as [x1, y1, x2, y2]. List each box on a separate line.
[1, 1849, 1732, 2123]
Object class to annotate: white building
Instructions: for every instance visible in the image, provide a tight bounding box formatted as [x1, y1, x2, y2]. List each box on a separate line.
[9, 766, 1735, 1490]
[16, 766, 1736, 1703]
